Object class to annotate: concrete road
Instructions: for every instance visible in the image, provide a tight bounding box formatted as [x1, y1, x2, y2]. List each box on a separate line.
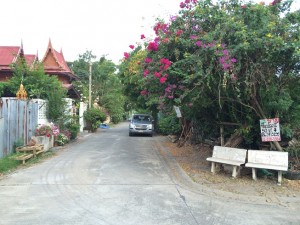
[0, 122, 299, 225]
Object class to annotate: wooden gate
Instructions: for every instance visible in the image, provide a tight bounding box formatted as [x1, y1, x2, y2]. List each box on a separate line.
[0, 98, 38, 158]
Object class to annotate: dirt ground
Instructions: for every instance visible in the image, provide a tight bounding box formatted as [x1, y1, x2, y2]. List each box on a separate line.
[162, 139, 300, 199]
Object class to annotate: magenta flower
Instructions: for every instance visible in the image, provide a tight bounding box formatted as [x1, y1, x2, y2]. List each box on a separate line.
[222, 63, 230, 70]
[159, 77, 167, 84]
[180, 2, 186, 8]
[143, 69, 150, 77]
[124, 52, 129, 59]
[168, 95, 174, 99]
[176, 30, 183, 36]
[141, 34, 146, 39]
[196, 41, 202, 47]
[129, 45, 135, 49]
[154, 72, 161, 78]
[145, 58, 152, 63]
[147, 42, 158, 51]
[165, 86, 172, 93]
[231, 58, 237, 63]
[190, 35, 198, 40]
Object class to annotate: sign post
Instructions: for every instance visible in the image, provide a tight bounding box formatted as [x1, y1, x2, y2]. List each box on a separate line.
[260, 118, 281, 142]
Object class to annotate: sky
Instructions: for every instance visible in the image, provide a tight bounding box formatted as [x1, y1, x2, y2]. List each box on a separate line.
[1, 0, 299, 65]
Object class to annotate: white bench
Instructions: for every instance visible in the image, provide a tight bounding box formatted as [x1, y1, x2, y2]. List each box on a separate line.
[206, 146, 247, 178]
[245, 150, 288, 185]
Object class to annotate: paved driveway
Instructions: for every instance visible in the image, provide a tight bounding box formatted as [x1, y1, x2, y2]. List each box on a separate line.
[0, 122, 299, 225]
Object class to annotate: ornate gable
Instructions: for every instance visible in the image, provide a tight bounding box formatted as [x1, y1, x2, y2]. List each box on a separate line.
[42, 39, 77, 81]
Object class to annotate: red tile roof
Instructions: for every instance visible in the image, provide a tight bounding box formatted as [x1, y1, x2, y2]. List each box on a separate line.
[0, 46, 22, 66]
[24, 54, 37, 67]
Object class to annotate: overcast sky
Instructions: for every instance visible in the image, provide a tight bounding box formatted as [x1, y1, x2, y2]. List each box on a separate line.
[1, 0, 299, 64]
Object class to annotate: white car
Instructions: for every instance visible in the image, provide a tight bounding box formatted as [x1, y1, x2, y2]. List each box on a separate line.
[129, 114, 153, 137]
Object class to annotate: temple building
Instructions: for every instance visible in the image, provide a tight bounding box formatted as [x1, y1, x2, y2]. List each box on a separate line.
[0, 40, 80, 99]
[42, 40, 79, 99]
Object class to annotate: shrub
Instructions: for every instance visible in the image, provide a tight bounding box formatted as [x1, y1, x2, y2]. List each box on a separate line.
[55, 133, 69, 146]
[158, 113, 181, 135]
[83, 108, 106, 132]
[66, 123, 80, 140]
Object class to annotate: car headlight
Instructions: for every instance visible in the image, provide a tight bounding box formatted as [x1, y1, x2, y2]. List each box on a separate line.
[147, 124, 153, 129]
[129, 124, 135, 129]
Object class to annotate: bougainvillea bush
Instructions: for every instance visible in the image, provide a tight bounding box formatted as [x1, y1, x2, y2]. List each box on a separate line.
[119, 0, 300, 148]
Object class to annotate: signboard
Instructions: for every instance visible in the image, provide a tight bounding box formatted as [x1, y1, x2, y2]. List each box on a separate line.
[173, 106, 182, 118]
[260, 118, 281, 142]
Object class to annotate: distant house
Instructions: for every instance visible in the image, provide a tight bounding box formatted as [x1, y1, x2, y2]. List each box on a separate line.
[42, 40, 80, 99]
[0, 40, 80, 99]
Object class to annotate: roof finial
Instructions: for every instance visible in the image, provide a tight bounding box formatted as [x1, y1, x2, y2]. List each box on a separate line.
[48, 38, 53, 49]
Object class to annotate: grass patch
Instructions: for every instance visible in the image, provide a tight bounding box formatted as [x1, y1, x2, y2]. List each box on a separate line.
[0, 151, 56, 175]
[0, 154, 20, 173]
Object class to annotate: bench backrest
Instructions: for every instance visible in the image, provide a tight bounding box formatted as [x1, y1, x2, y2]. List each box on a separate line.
[247, 150, 288, 168]
[213, 146, 247, 162]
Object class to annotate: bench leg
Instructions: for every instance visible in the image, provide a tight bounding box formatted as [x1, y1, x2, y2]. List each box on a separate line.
[252, 168, 257, 180]
[277, 171, 283, 186]
[232, 166, 238, 178]
[211, 162, 216, 174]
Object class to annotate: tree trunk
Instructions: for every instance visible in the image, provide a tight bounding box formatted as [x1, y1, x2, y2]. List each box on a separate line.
[252, 94, 283, 151]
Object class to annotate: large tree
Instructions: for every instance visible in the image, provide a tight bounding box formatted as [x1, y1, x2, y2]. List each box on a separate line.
[70, 51, 125, 123]
[120, 0, 300, 149]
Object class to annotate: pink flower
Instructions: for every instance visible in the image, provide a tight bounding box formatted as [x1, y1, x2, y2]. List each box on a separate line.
[154, 72, 161, 78]
[141, 34, 146, 39]
[190, 35, 198, 39]
[180, 2, 186, 8]
[147, 42, 158, 51]
[140, 90, 148, 96]
[160, 58, 172, 70]
[145, 58, 152, 63]
[241, 4, 246, 9]
[129, 45, 135, 49]
[168, 95, 174, 99]
[124, 52, 129, 59]
[159, 77, 167, 84]
[143, 69, 150, 77]
[196, 41, 202, 47]
[222, 63, 230, 70]
[176, 30, 183, 36]
[231, 58, 237, 63]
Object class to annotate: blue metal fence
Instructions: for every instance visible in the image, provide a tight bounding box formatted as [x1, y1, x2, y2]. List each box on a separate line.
[0, 98, 38, 158]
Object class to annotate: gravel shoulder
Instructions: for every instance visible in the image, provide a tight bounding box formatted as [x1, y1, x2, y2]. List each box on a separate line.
[158, 136, 300, 203]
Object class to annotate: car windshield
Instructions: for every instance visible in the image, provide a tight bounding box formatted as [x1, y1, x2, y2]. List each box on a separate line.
[132, 115, 151, 123]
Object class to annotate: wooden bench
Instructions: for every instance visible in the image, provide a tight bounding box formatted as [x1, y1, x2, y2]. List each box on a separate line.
[245, 150, 288, 185]
[15, 153, 34, 164]
[206, 146, 247, 178]
[16, 144, 44, 158]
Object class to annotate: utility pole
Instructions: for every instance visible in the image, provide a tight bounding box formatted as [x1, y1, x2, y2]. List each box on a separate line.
[89, 61, 92, 109]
